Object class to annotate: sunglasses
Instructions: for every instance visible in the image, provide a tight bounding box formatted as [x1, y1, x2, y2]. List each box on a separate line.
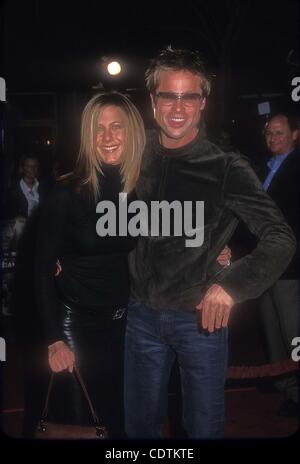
[155, 92, 204, 107]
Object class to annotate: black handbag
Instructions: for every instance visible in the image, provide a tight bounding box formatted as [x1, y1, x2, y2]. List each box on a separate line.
[35, 366, 108, 439]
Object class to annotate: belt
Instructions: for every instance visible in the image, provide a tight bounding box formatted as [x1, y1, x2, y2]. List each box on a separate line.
[59, 300, 127, 327]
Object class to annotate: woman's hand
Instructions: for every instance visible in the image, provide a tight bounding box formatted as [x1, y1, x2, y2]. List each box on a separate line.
[48, 341, 75, 373]
[54, 259, 62, 277]
[216, 245, 231, 267]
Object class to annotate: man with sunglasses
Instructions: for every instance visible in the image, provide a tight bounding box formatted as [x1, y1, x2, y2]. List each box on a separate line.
[125, 47, 296, 438]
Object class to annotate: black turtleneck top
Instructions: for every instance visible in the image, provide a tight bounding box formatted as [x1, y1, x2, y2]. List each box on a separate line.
[35, 164, 137, 344]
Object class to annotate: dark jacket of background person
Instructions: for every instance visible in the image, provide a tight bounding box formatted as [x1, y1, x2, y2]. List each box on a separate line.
[260, 148, 299, 279]
[4, 180, 48, 219]
[6, 174, 55, 437]
[129, 130, 296, 309]
[9, 193, 51, 438]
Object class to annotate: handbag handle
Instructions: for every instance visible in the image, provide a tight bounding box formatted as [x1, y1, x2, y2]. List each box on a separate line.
[40, 365, 107, 437]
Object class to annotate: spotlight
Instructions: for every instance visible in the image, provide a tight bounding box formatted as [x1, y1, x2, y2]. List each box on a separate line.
[107, 61, 122, 76]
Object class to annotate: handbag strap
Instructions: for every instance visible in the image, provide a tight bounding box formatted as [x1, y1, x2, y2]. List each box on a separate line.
[73, 366, 100, 425]
[41, 365, 100, 426]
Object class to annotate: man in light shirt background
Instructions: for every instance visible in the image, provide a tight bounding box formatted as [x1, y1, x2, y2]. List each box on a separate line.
[261, 113, 299, 417]
[6, 155, 41, 240]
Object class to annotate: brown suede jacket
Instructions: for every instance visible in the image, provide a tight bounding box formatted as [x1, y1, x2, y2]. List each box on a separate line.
[129, 129, 296, 309]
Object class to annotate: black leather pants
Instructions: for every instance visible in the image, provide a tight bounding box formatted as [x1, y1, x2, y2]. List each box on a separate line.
[47, 301, 127, 438]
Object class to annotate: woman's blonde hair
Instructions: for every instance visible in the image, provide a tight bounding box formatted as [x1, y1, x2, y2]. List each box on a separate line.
[64, 92, 145, 201]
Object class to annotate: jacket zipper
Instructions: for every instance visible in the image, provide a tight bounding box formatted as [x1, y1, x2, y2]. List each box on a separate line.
[147, 155, 169, 304]
[148, 154, 169, 251]
[158, 155, 169, 201]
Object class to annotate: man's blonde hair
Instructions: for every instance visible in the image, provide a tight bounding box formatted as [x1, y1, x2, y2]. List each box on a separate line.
[145, 46, 211, 97]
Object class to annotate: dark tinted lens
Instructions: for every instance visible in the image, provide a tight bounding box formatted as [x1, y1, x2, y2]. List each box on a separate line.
[182, 93, 200, 102]
[158, 92, 177, 103]
[156, 92, 202, 106]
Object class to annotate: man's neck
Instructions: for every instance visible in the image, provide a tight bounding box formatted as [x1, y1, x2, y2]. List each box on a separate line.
[273, 146, 295, 158]
[22, 177, 36, 189]
[160, 128, 199, 149]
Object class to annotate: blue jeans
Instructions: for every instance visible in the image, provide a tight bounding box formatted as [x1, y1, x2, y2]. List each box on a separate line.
[124, 302, 228, 439]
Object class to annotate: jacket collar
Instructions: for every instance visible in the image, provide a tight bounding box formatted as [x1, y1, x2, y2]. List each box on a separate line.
[149, 128, 206, 159]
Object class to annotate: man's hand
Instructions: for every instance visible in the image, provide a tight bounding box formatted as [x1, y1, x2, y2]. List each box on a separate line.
[216, 245, 231, 267]
[196, 284, 235, 333]
[48, 340, 75, 373]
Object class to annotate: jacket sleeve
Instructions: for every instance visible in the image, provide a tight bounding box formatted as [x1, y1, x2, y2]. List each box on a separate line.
[215, 155, 296, 302]
[35, 185, 69, 345]
[4, 186, 25, 219]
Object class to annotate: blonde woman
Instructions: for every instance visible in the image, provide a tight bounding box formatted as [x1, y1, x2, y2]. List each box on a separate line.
[35, 92, 145, 438]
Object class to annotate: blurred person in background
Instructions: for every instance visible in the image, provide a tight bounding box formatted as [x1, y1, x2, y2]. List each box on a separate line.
[6, 155, 42, 238]
[260, 112, 299, 417]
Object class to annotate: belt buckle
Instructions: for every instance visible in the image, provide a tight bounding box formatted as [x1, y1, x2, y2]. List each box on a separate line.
[113, 307, 126, 320]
